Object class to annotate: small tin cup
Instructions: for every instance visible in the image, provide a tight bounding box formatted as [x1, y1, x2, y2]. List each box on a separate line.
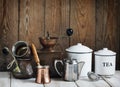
[36, 65, 50, 84]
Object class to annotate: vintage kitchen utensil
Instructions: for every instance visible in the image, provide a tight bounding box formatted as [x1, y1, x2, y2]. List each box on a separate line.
[94, 48, 116, 77]
[3, 47, 33, 79]
[65, 43, 93, 76]
[12, 58, 33, 79]
[54, 59, 85, 81]
[31, 43, 40, 66]
[36, 65, 50, 84]
[31, 43, 50, 84]
[39, 31, 58, 52]
[2, 47, 21, 73]
[87, 72, 100, 81]
[12, 41, 31, 58]
[39, 36, 58, 52]
[87, 72, 113, 87]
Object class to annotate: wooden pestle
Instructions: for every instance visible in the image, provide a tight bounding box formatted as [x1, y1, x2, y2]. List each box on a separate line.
[31, 43, 40, 66]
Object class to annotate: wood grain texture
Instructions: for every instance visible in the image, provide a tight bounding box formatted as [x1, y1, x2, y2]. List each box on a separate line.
[44, 79, 77, 87]
[0, 0, 119, 71]
[95, 0, 117, 50]
[95, 0, 119, 69]
[19, 0, 44, 48]
[1, 71, 120, 87]
[116, 0, 120, 70]
[0, 0, 18, 48]
[0, 0, 18, 71]
[76, 77, 110, 87]
[70, 0, 95, 49]
[44, 0, 69, 52]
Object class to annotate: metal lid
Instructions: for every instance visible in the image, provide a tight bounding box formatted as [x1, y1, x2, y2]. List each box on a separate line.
[94, 48, 116, 56]
[65, 43, 92, 53]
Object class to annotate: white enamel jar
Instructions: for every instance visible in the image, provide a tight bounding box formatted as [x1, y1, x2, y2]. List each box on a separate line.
[94, 48, 116, 77]
[65, 43, 93, 76]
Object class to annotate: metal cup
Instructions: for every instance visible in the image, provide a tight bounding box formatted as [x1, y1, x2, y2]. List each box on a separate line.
[36, 65, 50, 84]
[12, 41, 31, 58]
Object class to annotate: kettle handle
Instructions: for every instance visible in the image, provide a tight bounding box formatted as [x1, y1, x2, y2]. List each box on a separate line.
[54, 60, 63, 77]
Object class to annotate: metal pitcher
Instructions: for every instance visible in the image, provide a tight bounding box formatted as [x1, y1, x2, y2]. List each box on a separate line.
[54, 59, 85, 81]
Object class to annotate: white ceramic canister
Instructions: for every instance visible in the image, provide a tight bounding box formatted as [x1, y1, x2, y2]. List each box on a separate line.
[65, 43, 93, 76]
[94, 48, 116, 77]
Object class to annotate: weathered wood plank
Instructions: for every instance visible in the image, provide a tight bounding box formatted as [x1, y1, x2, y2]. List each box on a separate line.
[0, 0, 18, 71]
[0, 71, 120, 87]
[0, 0, 119, 71]
[116, 0, 120, 70]
[95, 0, 117, 50]
[45, 0, 69, 51]
[19, 0, 44, 48]
[0, 0, 18, 49]
[11, 76, 44, 87]
[95, 0, 119, 70]
[0, 72, 10, 87]
[75, 77, 110, 87]
[104, 71, 120, 87]
[42, 0, 70, 77]
[44, 78, 77, 87]
[70, 0, 95, 49]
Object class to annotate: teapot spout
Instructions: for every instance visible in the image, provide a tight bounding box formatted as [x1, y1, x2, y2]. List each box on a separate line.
[78, 61, 85, 77]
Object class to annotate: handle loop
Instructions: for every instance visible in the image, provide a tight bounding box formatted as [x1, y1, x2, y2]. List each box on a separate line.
[54, 60, 63, 76]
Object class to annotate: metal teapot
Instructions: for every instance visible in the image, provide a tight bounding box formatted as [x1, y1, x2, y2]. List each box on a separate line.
[54, 59, 85, 81]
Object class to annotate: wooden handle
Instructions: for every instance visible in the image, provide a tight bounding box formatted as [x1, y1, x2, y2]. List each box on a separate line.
[31, 43, 40, 66]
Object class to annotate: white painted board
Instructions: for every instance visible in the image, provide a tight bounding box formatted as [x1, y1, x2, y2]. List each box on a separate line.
[75, 77, 110, 87]
[104, 71, 120, 87]
[11, 75, 44, 87]
[9, 71, 120, 87]
[44, 78, 77, 87]
[0, 72, 10, 87]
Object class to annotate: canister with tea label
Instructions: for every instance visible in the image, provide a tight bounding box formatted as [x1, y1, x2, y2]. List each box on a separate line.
[94, 48, 116, 77]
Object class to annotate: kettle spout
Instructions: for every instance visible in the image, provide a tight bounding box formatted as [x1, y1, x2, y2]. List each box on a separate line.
[78, 61, 85, 77]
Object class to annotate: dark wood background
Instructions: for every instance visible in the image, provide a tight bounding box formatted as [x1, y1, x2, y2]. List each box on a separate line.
[0, 0, 120, 71]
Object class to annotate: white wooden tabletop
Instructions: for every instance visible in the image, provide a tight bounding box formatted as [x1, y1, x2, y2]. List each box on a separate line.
[0, 71, 120, 87]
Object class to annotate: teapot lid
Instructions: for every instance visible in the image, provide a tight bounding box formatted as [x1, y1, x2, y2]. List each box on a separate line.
[94, 48, 116, 56]
[65, 43, 92, 53]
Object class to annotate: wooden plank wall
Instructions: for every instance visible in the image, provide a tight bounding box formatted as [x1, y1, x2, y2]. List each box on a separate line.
[116, 0, 120, 70]
[0, 0, 120, 71]
[0, 0, 18, 70]
[95, 0, 120, 69]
